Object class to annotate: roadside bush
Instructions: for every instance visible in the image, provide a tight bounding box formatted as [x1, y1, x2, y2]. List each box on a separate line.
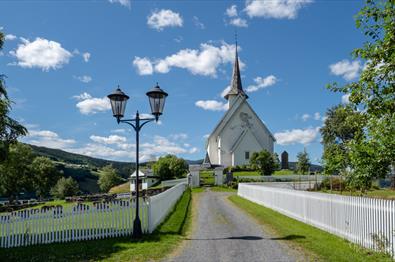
[320, 176, 349, 191]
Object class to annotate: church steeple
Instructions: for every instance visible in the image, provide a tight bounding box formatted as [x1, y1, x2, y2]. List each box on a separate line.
[224, 39, 248, 102]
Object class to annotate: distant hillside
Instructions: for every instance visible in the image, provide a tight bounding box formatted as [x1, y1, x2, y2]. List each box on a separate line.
[28, 144, 203, 194]
[287, 162, 323, 172]
[30, 145, 135, 177]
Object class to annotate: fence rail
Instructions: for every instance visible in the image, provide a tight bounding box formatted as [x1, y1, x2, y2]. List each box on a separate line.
[0, 183, 187, 248]
[148, 182, 187, 233]
[238, 184, 395, 257]
[161, 178, 187, 188]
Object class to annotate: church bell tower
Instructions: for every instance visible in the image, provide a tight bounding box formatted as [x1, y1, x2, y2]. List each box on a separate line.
[224, 41, 248, 108]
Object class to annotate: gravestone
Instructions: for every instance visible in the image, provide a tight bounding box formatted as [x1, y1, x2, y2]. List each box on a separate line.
[281, 151, 289, 170]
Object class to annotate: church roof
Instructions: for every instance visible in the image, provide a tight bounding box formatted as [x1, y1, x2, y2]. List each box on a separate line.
[224, 44, 248, 100]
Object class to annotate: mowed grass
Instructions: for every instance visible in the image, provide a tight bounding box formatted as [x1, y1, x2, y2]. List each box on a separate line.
[0, 189, 192, 262]
[200, 171, 215, 185]
[109, 182, 130, 194]
[210, 186, 237, 192]
[233, 170, 301, 176]
[319, 188, 395, 200]
[229, 195, 392, 262]
[233, 171, 260, 177]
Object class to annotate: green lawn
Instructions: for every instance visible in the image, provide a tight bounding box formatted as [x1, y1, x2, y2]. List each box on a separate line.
[229, 195, 392, 262]
[200, 171, 215, 185]
[109, 182, 129, 194]
[0, 189, 192, 262]
[210, 186, 237, 192]
[318, 188, 395, 200]
[273, 169, 296, 175]
[233, 171, 260, 177]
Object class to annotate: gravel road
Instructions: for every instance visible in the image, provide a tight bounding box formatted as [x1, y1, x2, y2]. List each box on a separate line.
[166, 189, 296, 262]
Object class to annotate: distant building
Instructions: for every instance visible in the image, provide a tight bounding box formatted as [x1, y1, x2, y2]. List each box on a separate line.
[130, 170, 159, 192]
[281, 151, 289, 170]
[204, 44, 275, 167]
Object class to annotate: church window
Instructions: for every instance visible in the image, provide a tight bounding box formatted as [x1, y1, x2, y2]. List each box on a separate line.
[245, 151, 250, 160]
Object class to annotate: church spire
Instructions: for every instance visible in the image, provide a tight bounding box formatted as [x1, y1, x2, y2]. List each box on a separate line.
[224, 36, 248, 101]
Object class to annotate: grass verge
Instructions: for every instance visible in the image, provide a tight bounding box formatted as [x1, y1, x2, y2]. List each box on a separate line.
[0, 189, 192, 262]
[229, 195, 392, 262]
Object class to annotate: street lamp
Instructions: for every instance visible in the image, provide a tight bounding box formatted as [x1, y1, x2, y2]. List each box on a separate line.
[107, 83, 168, 238]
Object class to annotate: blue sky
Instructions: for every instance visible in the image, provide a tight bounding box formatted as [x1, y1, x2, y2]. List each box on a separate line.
[0, 0, 366, 164]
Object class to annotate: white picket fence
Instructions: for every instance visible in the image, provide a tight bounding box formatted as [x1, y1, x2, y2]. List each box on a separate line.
[161, 178, 188, 188]
[238, 184, 395, 257]
[0, 182, 187, 248]
[148, 182, 187, 233]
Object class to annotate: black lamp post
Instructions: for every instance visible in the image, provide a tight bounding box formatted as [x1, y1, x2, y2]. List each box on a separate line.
[108, 83, 168, 238]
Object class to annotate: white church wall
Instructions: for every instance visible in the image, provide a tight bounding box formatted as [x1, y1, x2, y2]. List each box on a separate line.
[206, 96, 275, 167]
[232, 130, 263, 166]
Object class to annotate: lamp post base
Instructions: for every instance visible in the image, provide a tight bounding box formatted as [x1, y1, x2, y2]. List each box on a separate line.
[132, 216, 143, 239]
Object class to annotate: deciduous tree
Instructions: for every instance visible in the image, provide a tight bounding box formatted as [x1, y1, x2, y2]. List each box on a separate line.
[152, 155, 188, 180]
[31, 156, 60, 199]
[296, 149, 310, 175]
[98, 165, 121, 192]
[250, 150, 278, 176]
[51, 177, 79, 199]
[0, 143, 34, 202]
[327, 0, 395, 188]
[0, 30, 27, 162]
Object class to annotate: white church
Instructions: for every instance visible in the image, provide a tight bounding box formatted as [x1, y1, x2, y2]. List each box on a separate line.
[204, 46, 275, 167]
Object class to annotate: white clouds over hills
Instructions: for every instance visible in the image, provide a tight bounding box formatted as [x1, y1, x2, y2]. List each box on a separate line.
[274, 127, 320, 145]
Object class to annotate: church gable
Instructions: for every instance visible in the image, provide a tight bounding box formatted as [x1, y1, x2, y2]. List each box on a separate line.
[218, 100, 274, 153]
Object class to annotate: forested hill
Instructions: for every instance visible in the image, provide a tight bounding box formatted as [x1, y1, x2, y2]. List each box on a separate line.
[29, 144, 134, 177]
[28, 144, 203, 194]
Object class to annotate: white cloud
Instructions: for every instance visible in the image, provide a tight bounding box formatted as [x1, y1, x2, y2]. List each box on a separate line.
[10, 37, 72, 71]
[82, 52, 91, 62]
[195, 100, 228, 111]
[136, 42, 239, 77]
[75, 75, 92, 83]
[108, 0, 131, 9]
[193, 16, 205, 29]
[314, 112, 321, 121]
[147, 9, 183, 31]
[225, 5, 248, 27]
[170, 133, 188, 140]
[73, 92, 92, 100]
[90, 135, 127, 145]
[274, 127, 320, 145]
[245, 75, 277, 92]
[342, 93, 351, 104]
[329, 59, 362, 81]
[226, 5, 238, 17]
[132, 56, 153, 75]
[301, 114, 310, 121]
[230, 18, 248, 27]
[245, 0, 312, 19]
[26, 129, 76, 149]
[111, 128, 128, 133]
[74, 92, 111, 115]
[221, 85, 231, 98]
[5, 34, 17, 41]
